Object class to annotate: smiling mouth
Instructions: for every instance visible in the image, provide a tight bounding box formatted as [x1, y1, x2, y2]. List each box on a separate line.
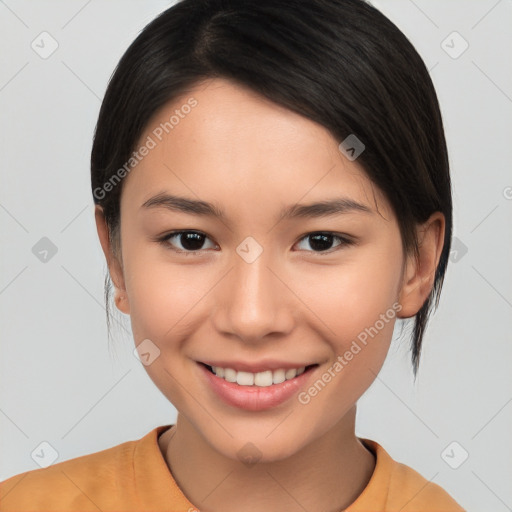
[201, 363, 318, 387]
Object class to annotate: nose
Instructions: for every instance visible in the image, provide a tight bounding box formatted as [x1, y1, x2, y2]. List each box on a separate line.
[212, 249, 295, 344]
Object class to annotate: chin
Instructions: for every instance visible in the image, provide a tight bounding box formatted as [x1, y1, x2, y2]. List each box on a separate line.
[205, 425, 313, 466]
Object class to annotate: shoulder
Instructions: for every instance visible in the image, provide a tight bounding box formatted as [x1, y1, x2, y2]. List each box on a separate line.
[0, 432, 141, 511]
[352, 439, 466, 512]
[387, 458, 465, 511]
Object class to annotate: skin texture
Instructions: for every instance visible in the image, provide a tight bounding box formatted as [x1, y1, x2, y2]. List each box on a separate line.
[95, 78, 445, 512]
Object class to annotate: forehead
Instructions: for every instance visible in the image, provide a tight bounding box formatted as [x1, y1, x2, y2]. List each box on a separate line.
[120, 78, 393, 221]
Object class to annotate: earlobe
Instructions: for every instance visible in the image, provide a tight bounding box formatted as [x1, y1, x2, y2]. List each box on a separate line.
[397, 212, 445, 319]
[94, 205, 130, 315]
[114, 291, 130, 315]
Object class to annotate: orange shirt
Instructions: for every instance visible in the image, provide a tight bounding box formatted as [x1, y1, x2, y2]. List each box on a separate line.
[0, 425, 464, 511]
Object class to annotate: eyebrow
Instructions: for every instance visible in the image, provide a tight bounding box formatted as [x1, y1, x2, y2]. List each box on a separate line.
[140, 192, 373, 221]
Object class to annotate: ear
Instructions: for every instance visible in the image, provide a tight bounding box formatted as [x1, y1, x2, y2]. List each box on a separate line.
[94, 205, 130, 315]
[397, 212, 445, 319]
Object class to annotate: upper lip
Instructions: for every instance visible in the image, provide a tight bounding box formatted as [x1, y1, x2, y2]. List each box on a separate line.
[200, 360, 317, 373]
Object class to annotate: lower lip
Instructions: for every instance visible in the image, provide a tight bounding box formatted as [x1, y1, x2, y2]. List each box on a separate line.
[199, 363, 316, 411]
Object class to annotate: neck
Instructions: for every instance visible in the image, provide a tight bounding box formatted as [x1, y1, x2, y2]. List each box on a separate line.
[159, 406, 376, 512]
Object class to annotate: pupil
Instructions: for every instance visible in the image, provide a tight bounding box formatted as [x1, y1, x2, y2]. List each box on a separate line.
[181, 232, 204, 251]
[310, 233, 332, 251]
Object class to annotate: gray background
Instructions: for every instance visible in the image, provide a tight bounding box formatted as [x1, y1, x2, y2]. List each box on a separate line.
[1, 1, 511, 510]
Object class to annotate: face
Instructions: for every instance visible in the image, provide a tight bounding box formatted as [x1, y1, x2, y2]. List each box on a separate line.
[99, 78, 421, 462]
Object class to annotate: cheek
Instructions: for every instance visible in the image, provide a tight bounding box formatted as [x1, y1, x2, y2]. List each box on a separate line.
[295, 250, 402, 348]
[297, 284, 399, 428]
[121, 239, 211, 342]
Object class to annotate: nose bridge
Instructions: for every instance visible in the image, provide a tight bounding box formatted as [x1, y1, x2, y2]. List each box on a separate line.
[214, 243, 293, 342]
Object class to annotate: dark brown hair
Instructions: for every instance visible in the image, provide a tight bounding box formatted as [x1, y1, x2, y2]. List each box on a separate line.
[91, 0, 452, 377]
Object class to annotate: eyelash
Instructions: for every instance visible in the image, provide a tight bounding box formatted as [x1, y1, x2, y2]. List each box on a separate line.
[156, 230, 356, 256]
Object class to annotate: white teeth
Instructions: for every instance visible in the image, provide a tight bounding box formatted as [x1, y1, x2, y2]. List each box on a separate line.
[285, 368, 297, 380]
[272, 369, 286, 384]
[224, 368, 237, 383]
[254, 370, 273, 387]
[236, 371, 254, 386]
[210, 365, 309, 386]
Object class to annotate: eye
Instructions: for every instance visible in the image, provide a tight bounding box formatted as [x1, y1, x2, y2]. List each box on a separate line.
[157, 230, 355, 255]
[295, 232, 355, 253]
[158, 230, 217, 254]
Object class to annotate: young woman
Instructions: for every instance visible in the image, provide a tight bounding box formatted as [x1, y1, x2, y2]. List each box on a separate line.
[0, 0, 465, 510]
